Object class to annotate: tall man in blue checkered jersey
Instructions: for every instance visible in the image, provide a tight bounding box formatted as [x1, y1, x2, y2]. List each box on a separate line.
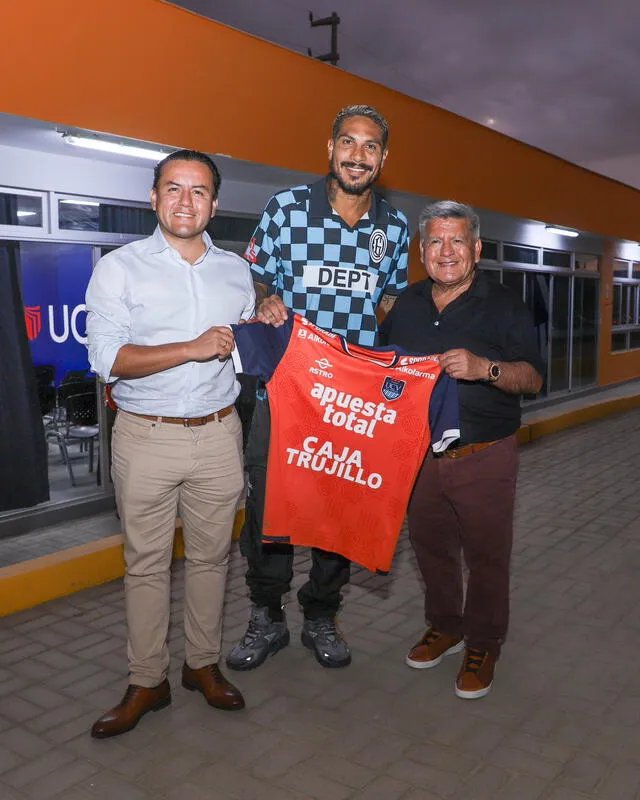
[227, 105, 410, 670]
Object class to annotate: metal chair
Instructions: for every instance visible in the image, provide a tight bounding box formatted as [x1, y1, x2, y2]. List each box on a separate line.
[47, 390, 99, 487]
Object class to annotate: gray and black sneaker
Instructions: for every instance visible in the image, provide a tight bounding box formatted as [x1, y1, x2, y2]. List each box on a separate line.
[226, 605, 290, 671]
[301, 618, 352, 668]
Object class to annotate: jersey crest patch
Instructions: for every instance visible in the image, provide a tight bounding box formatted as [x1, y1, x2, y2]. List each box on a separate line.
[381, 376, 406, 401]
[369, 229, 388, 264]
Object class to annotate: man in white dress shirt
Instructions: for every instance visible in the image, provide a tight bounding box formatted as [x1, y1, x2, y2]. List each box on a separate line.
[86, 150, 255, 738]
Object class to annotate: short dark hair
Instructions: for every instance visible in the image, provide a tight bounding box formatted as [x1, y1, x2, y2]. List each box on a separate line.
[153, 149, 221, 199]
[332, 105, 389, 149]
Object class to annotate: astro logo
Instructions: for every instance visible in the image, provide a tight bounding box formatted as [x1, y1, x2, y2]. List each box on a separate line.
[309, 357, 334, 379]
[24, 306, 42, 341]
[23, 304, 88, 344]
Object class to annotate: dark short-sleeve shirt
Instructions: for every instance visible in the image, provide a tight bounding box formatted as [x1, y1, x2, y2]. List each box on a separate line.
[380, 270, 545, 444]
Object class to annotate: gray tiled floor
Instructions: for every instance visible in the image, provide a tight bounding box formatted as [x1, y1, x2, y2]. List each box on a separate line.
[1, 408, 640, 799]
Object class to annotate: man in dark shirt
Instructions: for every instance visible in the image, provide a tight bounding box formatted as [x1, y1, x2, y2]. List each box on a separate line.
[381, 200, 544, 699]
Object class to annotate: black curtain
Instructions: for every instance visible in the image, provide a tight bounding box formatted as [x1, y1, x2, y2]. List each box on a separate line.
[0, 244, 49, 511]
[0, 194, 18, 226]
[99, 204, 156, 236]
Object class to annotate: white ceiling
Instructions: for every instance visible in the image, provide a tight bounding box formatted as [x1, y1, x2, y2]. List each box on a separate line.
[170, 0, 640, 186]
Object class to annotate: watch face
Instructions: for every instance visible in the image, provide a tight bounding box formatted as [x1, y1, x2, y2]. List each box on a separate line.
[489, 363, 500, 380]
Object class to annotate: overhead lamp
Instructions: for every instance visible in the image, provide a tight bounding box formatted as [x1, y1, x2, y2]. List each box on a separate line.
[63, 133, 167, 161]
[546, 226, 579, 238]
[17, 210, 37, 217]
[60, 199, 100, 207]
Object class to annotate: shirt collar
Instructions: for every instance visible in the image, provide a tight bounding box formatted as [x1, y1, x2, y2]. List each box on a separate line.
[422, 269, 487, 301]
[310, 175, 389, 226]
[146, 225, 215, 258]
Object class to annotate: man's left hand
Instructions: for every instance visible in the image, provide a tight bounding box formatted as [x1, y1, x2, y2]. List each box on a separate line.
[439, 349, 489, 381]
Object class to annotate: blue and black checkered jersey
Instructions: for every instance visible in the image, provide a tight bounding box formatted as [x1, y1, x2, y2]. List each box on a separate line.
[245, 176, 409, 346]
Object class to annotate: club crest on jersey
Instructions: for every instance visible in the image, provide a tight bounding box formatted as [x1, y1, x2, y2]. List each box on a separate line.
[381, 376, 406, 401]
[369, 229, 388, 264]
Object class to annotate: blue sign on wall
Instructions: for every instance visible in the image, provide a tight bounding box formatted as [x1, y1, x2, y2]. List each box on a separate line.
[19, 242, 93, 384]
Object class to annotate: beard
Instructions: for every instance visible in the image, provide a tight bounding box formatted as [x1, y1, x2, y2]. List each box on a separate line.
[329, 160, 378, 196]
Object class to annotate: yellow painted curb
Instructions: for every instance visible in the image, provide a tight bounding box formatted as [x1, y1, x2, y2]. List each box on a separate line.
[527, 394, 640, 440]
[0, 509, 245, 617]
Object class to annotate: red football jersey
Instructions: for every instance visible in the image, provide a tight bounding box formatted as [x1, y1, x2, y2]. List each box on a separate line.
[232, 314, 459, 572]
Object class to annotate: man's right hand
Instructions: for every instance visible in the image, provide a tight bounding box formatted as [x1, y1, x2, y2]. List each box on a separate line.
[256, 294, 288, 327]
[188, 326, 235, 362]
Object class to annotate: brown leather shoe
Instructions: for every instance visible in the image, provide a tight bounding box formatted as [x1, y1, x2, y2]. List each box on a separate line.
[182, 662, 245, 710]
[90, 679, 171, 739]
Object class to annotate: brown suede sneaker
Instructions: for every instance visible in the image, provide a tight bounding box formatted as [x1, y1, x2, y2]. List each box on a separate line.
[455, 648, 496, 699]
[405, 628, 465, 669]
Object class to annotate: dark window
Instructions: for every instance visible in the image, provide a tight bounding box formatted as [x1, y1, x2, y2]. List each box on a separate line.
[0, 192, 43, 227]
[543, 249, 571, 268]
[503, 243, 538, 265]
[630, 329, 640, 350]
[58, 199, 156, 235]
[613, 260, 630, 278]
[612, 332, 628, 351]
[480, 239, 499, 261]
[208, 215, 260, 243]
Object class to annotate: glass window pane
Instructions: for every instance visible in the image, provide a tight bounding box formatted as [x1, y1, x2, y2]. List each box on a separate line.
[630, 329, 640, 349]
[502, 270, 524, 299]
[612, 332, 628, 351]
[613, 259, 630, 278]
[550, 275, 570, 393]
[524, 272, 550, 397]
[504, 243, 539, 265]
[612, 284, 627, 325]
[543, 249, 571, 268]
[58, 199, 156, 235]
[17, 241, 104, 505]
[632, 262, 640, 279]
[0, 191, 43, 227]
[480, 240, 499, 261]
[208, 215, 260, 243]
[575, 253, 599, 272]
[572, 277, 598, 389]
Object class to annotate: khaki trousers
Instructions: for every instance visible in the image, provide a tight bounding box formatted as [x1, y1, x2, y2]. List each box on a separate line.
[112, 409, 244, 687]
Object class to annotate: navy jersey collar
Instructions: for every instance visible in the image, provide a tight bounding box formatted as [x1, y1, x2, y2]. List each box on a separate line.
[310, 175, 390, 226]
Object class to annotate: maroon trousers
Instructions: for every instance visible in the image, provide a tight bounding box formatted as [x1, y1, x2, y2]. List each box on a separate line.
[407, 435, 519, 657]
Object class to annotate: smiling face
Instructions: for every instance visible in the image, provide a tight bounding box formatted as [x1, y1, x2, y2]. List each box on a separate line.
[420, 216, 482, 292]
[150, 159, 217, 243]
[327, 115, 388, 196]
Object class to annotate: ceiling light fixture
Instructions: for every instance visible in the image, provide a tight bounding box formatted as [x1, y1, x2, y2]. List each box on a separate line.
[545, 226, 579, 238]
[17, 210, 37, 217]
[63, 134, 167, 161]
[60, 199, 100, 207]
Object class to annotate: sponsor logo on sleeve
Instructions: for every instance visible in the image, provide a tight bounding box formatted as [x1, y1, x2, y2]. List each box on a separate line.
[246, 237, 258, 263]
[369, 229, 388, 264]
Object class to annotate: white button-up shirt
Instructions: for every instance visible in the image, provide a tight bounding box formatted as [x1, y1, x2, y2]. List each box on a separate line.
[86, 226, 255, 417]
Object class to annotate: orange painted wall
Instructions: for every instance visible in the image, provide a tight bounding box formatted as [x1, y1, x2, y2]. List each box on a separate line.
[4, 0, 640, 245]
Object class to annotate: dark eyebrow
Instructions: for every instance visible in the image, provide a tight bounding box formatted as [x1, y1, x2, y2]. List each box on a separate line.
[165, 181, 211, 191]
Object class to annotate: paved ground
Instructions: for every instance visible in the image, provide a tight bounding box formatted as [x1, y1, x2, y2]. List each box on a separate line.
[1, 408, 640, 800]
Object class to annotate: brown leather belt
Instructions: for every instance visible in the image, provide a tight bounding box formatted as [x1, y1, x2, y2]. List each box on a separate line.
[126, 405, 234, 427]
[435, 438, 502, 459]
